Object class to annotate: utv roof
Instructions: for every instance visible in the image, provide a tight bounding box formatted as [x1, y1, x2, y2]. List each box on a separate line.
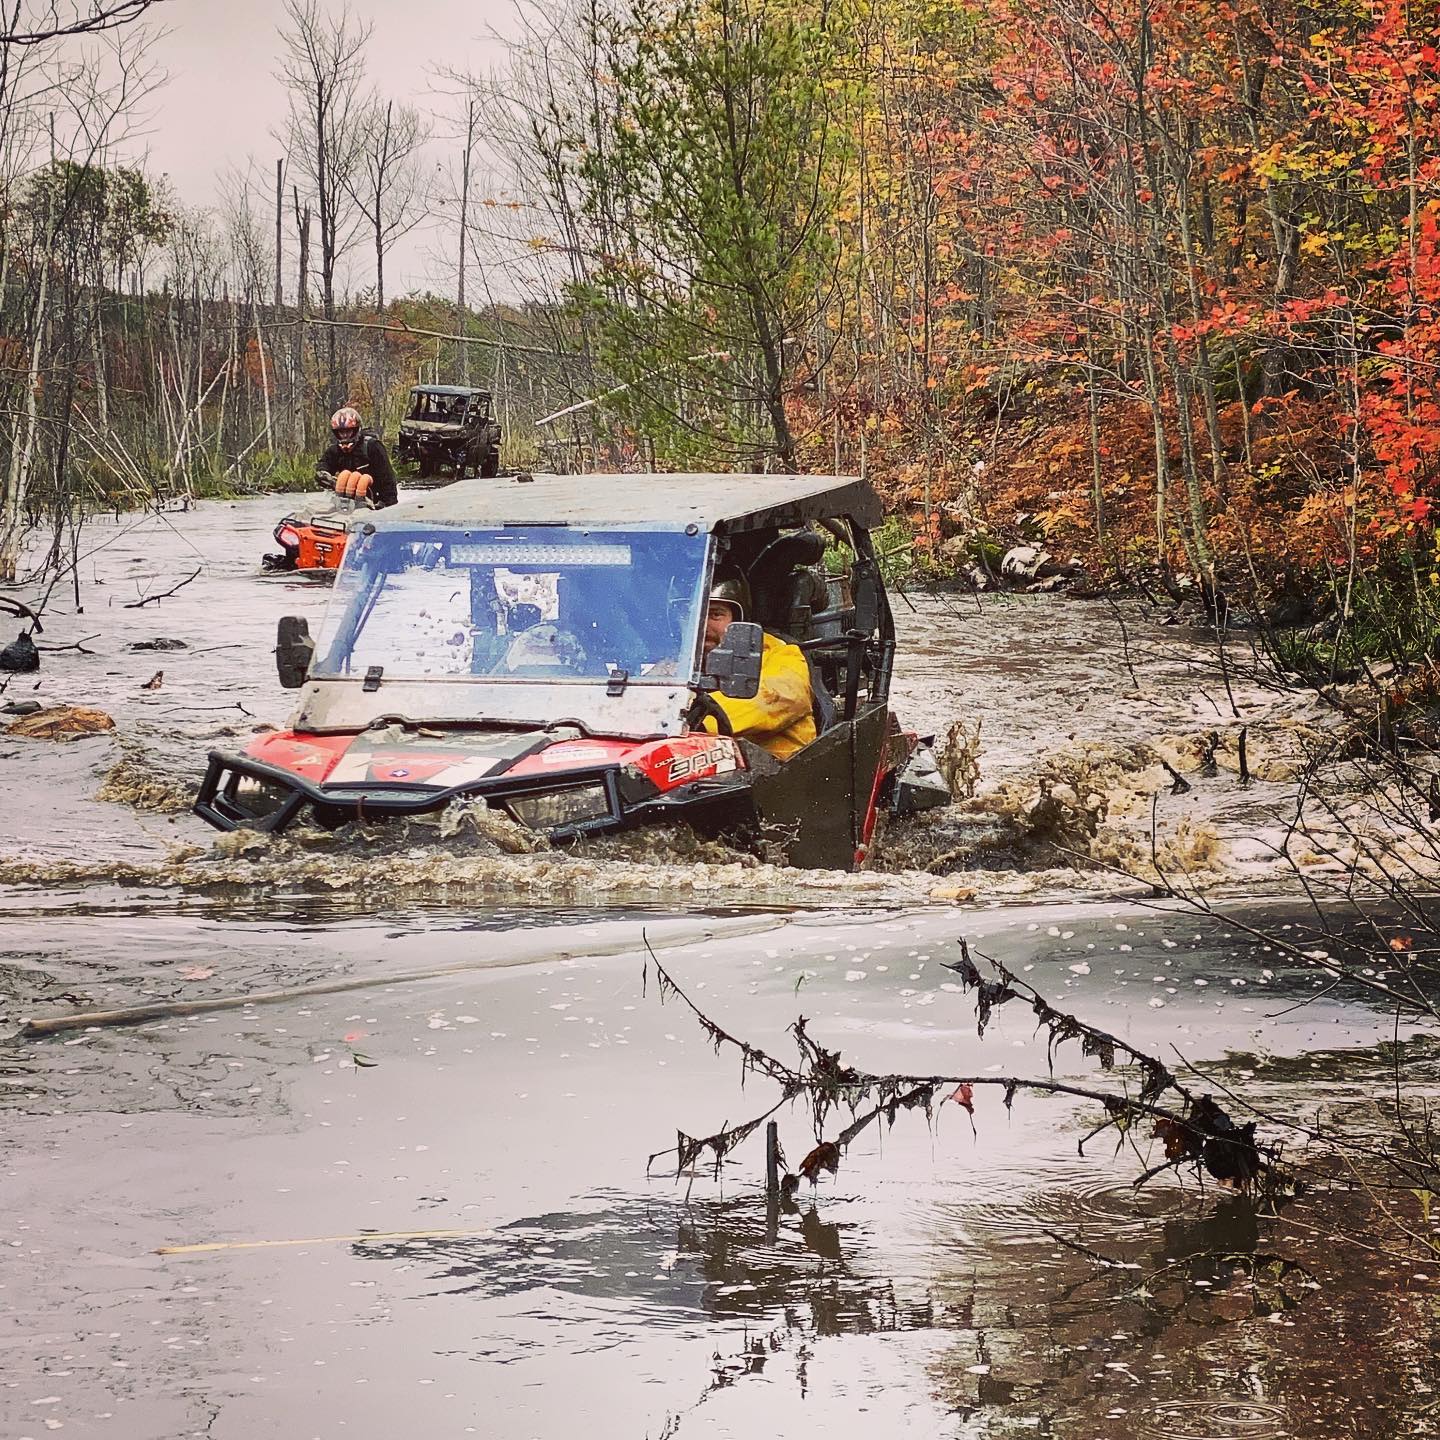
[381, 472, 882, 533]
[407, 384, 490, 397]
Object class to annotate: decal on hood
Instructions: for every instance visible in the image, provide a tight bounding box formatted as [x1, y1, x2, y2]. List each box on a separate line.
[327, 748, 506, 787]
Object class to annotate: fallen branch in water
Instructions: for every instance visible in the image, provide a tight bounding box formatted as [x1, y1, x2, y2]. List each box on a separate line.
[642, 936, 1283, 1197]
[0, 596, 42, 630]
[21, 970, 465, 1035]
[21, 919, 787, 1038]
[123, 566, 201, 608]
[35, 634, 100, 655]
[157, 1225, 499, 1256]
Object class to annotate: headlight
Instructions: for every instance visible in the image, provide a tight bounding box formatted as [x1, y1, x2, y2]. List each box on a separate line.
[508, 784, 610, 831]
[231, 774, 292, 818]
[275, 523, 301, 549]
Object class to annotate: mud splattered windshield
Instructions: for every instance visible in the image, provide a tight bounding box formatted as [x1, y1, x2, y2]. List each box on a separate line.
[313, 525, 709, 682]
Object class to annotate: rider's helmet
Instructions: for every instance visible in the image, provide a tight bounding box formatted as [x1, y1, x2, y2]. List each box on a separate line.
[330, 406, 363, 450]
[709, 574, 752, 621]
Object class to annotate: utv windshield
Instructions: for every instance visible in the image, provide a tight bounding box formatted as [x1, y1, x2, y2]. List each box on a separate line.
[313, 525, 708, 683]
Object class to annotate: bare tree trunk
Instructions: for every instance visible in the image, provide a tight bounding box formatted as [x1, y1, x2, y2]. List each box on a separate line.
[253, 294, 272, 453]
[293, 189, 310, 453]
[274, 157, 284, 310]
[0, 210, 53, 581]
[456, 97, 473, 386]
[91, 297, 109, 432]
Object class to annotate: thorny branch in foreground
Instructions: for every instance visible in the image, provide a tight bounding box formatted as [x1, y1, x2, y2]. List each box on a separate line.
[642, 935, 1279, 1198]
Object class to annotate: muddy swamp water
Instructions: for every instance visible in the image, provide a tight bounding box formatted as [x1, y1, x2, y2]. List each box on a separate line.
[3, 496, 1440, 1440]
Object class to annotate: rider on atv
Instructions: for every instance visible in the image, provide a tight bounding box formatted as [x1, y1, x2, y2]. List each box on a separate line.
[318, 406, 398, 508]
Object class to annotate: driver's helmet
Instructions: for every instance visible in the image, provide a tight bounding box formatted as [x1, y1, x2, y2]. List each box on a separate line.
[709, 575, 752, 621]
[330, 406, 363, 448]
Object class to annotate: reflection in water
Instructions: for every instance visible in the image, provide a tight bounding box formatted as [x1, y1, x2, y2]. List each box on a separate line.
[354, 1191, 938, 1343]
[327, 1164, 1440, 1440]
[926, 1177, 1439, 1440]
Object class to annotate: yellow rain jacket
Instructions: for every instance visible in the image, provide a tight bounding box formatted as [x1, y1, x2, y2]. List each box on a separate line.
[704, 632, 817, 761]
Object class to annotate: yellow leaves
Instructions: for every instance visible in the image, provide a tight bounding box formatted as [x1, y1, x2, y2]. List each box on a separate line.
[1300, 229, 1331, 257]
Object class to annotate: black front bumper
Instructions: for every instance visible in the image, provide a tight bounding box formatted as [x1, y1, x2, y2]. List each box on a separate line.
[193, 750, 751, 841]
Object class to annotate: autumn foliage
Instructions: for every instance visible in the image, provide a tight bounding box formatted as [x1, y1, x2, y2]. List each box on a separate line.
[764, 0, 1440, 598]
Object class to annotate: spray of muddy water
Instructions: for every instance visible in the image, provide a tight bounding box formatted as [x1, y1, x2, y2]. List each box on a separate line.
[0, 501, 1372, 905]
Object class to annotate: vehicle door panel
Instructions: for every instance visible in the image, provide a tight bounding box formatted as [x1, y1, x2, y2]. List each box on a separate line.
[750, 701, 887, 870]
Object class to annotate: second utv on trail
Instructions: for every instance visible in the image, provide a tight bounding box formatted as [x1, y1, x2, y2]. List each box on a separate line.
[395, 385, 502, 480]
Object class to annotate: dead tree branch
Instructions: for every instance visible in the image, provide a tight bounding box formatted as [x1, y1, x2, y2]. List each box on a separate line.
[122, 565, 201, 608]
[642, 935, 1281, 1196]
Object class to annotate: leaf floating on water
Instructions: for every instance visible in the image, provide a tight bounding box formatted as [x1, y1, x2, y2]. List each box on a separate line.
[141, 670, 164, 690]
[177, 965, 215, 981]
[351, 1051, 378, 1068]
[798, 1140, 839, 1183]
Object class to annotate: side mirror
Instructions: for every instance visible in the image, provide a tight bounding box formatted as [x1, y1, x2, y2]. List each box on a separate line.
[705, 620, 763, 700]
[276, 615, 314, 689]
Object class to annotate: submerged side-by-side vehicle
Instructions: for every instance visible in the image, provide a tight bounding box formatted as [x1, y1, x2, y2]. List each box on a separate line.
[198, 473, 949, 869]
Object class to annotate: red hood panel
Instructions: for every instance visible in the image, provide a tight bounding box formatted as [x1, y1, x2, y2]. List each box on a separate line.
[244, 728, 745, 793]
[247, 731, 353, 783]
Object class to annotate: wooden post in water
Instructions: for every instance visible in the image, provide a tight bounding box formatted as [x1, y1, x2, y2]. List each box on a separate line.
[764, 1120, 781, 1243]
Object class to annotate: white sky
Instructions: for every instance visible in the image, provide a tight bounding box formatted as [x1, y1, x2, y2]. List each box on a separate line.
[137, 0, 524, 298]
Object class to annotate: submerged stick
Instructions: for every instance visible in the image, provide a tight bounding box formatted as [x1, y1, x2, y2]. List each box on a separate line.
[123, 566, 201, 608]
[22, 973, 431, 1035]
[21, 916, 787, 1038]
[158, 1226, 496, 1256]
[765, 1119, 781, 1203]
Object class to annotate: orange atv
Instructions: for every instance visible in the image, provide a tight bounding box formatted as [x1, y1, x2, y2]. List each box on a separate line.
[262, 470, 376, 577]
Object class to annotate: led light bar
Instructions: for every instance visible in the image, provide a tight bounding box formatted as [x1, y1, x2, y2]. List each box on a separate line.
[450, 542, 631, 566]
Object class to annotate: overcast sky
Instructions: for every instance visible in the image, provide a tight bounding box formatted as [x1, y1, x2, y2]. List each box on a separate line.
[138, 0, 523, 297]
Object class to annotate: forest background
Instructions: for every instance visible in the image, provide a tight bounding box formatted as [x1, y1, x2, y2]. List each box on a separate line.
[1, 0, 1437, 649]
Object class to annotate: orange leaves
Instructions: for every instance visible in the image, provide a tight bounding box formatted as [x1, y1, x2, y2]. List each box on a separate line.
[1153, 1115, 1195, 1161]
[798, 1141, 840, 1183]
[802, 0, 1440, 602]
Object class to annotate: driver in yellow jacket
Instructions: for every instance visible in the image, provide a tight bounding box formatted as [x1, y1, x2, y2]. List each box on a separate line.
[701, 577, 816, 761]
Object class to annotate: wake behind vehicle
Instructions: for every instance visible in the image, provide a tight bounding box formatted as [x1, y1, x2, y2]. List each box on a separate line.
[199, 472, 949, 869]
[396, 385, 502, 480]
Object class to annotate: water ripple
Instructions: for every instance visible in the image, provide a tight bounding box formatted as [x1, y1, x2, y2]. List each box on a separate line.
[1138, 1398, 1290, 1439]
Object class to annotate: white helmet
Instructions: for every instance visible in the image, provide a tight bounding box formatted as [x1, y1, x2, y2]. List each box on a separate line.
[330, 406, 362, 445]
